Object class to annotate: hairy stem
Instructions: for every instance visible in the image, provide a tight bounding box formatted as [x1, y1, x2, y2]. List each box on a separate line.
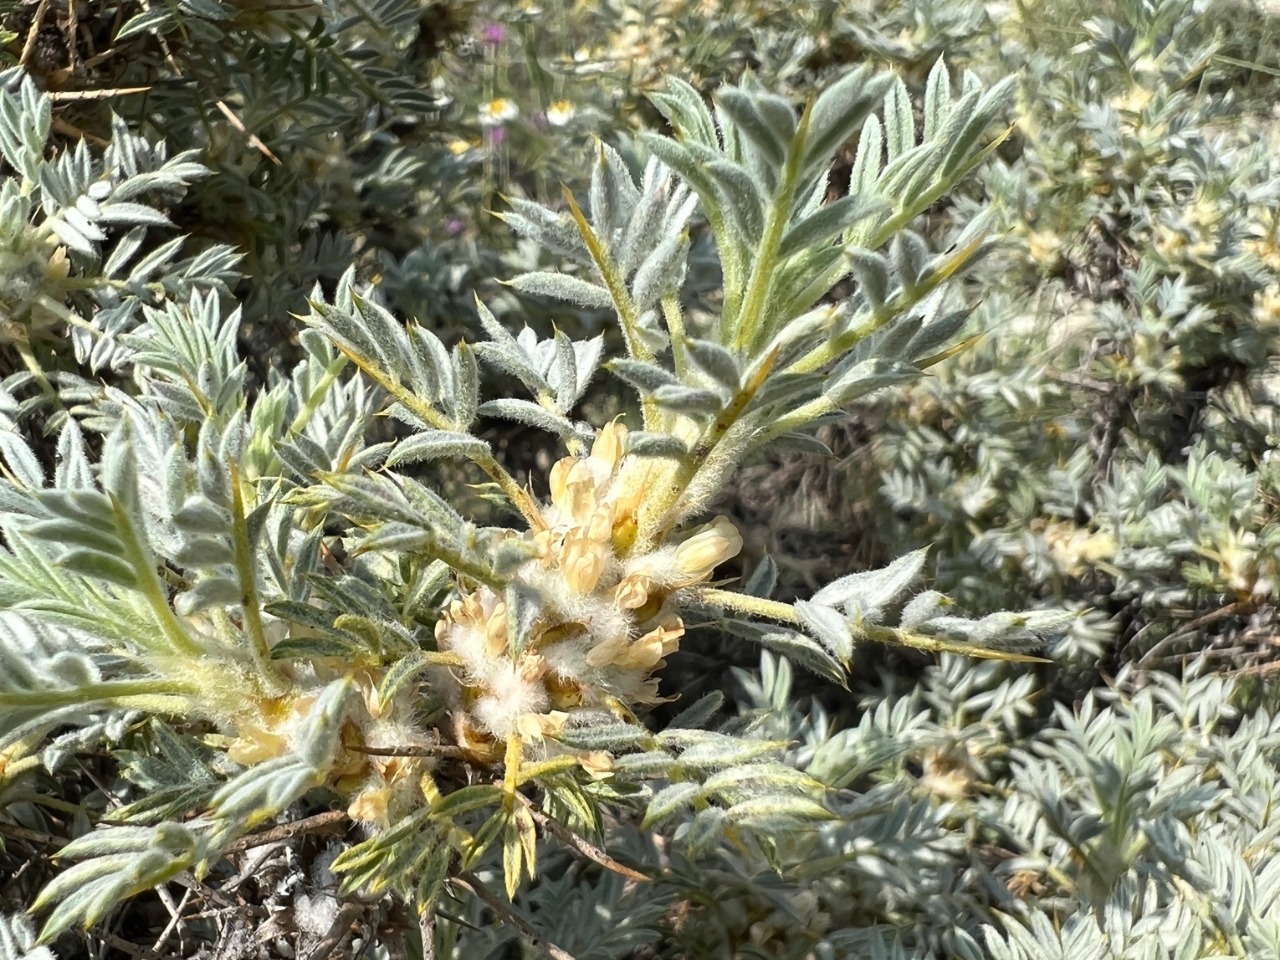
[333, 342, 546, 531]
[228, 461, 274, 676]
[694, 588, 799, 623]
[0, 678, 200, 710]
[730, 105, 813, 355]
[111, 493, 203, 657]
[635, 346, 780, 550]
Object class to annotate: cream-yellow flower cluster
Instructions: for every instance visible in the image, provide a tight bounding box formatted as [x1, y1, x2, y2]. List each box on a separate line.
[222, 423, 741, 825]
[434, 421, 742, 764]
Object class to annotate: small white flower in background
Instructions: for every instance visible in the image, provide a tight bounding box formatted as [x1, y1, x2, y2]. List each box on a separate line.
[479, 98, 519, 126]
[546, 100, 576, 126]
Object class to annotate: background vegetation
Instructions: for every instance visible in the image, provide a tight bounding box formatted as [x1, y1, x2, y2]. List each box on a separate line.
[3, 0, 1280, 957]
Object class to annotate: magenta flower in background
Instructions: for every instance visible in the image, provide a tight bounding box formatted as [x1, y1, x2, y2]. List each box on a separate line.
[486, 125, 506, 148]
[446, 218, 464, 236]
[481, 22, 506, 46]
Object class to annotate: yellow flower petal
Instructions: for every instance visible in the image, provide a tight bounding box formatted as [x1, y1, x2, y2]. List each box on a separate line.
[673, 516, 742, 581]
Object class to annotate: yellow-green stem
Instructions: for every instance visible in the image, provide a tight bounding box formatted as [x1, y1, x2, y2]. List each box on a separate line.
[636, 347, 780, 550]
[662, 293, 689, 381]
[859, 623, 1049, 663]
[695, 588, 798, 623]
[786, 228, 989, 378]
[730, 106, 813, 355]
[111, 493, 203, 657]
[561, 188, 651, 364]
[228, 461, 274, 674]
[560, 188, 662, 433]
[287, 358, 346, 439]
[0, 678, 200, 710]
[334, 343, 546, 532]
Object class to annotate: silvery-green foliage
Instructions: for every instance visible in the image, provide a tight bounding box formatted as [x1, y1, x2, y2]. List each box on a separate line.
[860, 0, 1280, 679]
[600, 654, 1280, 960]
[0, 71, 240, 372]
[0, 5, 1276, 954]
[0, 59, 1046, 951]
[983, 670, 1280, 959]
[0, 282, 386, 934]
[2, 0, 469, 347]
[0, 914, 54, 960]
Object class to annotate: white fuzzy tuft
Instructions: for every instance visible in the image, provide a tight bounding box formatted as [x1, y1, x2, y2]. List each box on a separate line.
[624, 547, 680, 588]
[542, 639, 590, 682]
[473, 662, 550, 738]
[443, 622, 499, 686]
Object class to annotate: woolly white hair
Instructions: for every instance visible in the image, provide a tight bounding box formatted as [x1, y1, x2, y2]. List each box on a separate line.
[472, 661, 550, 739]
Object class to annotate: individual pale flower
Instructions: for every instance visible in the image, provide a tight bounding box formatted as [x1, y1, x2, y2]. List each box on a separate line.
[578, 750, 613, 778]
[673, 515, 743, 582]
[44, 246, 69, 282]
[226, 694, 318, 765]
[547, 420, 628, 530]
[1247, 235, 1280, 272]
[586, 618, 684, 670]
[1255, 282, 1280, 327]
[546, 100, 576, 126]
[346, 754, 418, 826]
[479, 98, 519, 126]
[561, 535, 608, 594]
[1042, 522, 1116, 578]
[584, 632, 627, 668]
[1025, 229, 1062, 267]
[614, 573, 652, 610]
[618, 619, 684, 671]
[549, 458, 601, 525]
[435, 588, 508, 681]
[446, 138, 474, 156]
[227, 720, 290, 765]
[348, 784, 393, 826]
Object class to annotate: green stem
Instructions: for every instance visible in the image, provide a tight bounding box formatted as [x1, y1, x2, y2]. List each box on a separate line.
[228, 461, 273, 674]
[0, 754, 42, 783]
[4, 792, 85, 815]
[10, 332, 57, 405]
[859, 623, 1048, 663]
[661, 293, 689, 381]
[561, 186, 652, 364]
[777, 128, 1011, 365]
[34, 293, 104, 334]
[334, 343, 546, 532]
[730, 105, 812, 355]
[694, 588, 798, 623]
[417, 537, 507, 592]
[111, 493, 202, 657]
[715, 230, 747, 342]
[785, 228, 989, 378]
[0, 678, 200, 710]
[560, 186, 662, 431]
[750, 395, 835, 449]
[287, 358, 345, 439]
[351, 516, 507, 592]
[635, 346, 781, 550]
